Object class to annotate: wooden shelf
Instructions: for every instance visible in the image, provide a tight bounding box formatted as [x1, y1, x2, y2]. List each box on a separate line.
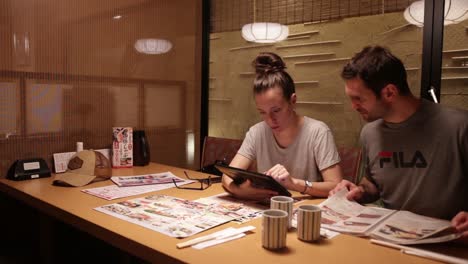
[295, 57, 350, 65]
[295, 81, 319, 85]
[287, 30, 319, 37]
[441, 76, 468, 80]
[230, 44, 274, 51]
[441, 92, 468, 95]
[283, 52, 334, 59]
[452, 56, 468, 60]
[239, 72, 255, 76]
[442, 66, 468, 70]
[303, 19, 341, 25]
[209, 98, 232, 102]
[378, 24, 412, 35]
[210, 36, 220, 40]
[276, 40, 341, 49]
[443, 48, 468, 53]
[405, 67, 420, 71]
[286, 36, 311, 41]
[297, 101, 343, 105]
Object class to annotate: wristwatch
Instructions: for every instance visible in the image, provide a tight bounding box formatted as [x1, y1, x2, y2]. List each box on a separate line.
[301, 180, 313, 194]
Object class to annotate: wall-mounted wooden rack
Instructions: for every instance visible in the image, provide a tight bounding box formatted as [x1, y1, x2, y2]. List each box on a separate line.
[378, 24, 412, 35]
[441, 92, 468, 95]
[209, 98, 232, 102]
[295, 81, 319, 85]
[452, 56, 468, 60]
[442, 66, 468, 70]
[303, 19, 341, 26]
[283, 52, 335, 59]
[297, 101, 343, 105]
[443, 48, 468, 53]
[295, 57, 350, 65]
[276, 40, 341, 49]
[210, 36, 220, 40]
[286, 36, 311, 41]
[230, 44, 274, 51]
[239, 72, 255, 76]
[441, 76, 468, 80]
[288, 30, 319, 37]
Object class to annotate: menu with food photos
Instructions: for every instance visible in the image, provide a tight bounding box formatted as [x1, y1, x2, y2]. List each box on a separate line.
[111, 172, 183, 187]
[319, 189, 460, 245]
[95, 194, 249, 238]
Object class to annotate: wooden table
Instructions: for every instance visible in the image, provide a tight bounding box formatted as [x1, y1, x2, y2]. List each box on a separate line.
[0, 163, 466, 263]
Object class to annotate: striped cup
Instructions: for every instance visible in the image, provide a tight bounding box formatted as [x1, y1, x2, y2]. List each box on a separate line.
[270, 196, 294, 228]
[262, 209, 288, 250]
[297, 205, 321, 242]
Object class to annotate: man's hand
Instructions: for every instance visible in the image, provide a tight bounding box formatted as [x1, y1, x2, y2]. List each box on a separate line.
[329, 179, 365, 201]
[452, 211, 468, 244]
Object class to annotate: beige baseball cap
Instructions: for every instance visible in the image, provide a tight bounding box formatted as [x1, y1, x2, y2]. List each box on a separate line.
[53, 150, 112, 187]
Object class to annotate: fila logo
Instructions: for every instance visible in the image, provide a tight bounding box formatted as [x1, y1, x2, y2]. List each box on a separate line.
[378, 151, 427, 168]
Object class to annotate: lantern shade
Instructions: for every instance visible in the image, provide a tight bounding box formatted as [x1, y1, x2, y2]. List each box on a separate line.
[241, 22, 289, 43]
[134, 38, 172, 54]
[404, 0, 468, 27]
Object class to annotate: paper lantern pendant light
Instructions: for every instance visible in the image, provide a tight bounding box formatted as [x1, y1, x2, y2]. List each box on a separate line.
[134, 38, 172, 55]
[242, 22, 289, 43]
[404, 0, 468, 27]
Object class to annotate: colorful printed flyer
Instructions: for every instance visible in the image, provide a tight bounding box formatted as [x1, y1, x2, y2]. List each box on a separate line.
[95, 195, 244, 237]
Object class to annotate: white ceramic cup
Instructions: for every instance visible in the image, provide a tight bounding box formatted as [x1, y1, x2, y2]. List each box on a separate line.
[297, 204, 321, 242]
[270, 196, 294, 228]
[262, 209, 289, 250]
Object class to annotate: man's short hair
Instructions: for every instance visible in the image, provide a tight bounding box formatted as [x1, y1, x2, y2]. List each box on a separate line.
[341, 46, 411, 98]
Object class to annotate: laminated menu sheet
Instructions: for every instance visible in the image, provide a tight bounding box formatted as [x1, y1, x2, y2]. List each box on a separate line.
[95, 194, 243, 237]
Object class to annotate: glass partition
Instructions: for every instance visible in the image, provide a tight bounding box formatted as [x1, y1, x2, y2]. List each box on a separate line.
[0, 0, 202, 174]
[208, 0, 423, 147]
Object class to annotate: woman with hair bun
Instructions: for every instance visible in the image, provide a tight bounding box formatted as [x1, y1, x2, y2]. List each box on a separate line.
[222, 52, 343, 201]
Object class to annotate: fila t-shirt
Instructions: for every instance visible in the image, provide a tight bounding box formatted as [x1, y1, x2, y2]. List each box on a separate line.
[361, 100, 468, 219]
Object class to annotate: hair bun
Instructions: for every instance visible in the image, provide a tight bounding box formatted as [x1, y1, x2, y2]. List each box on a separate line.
[253, 52, 286, 75]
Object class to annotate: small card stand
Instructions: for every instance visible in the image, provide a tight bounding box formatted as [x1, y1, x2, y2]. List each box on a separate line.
[7, 158, 51, 181]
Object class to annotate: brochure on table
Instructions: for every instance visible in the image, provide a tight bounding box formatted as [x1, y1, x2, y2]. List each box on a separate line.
[319, 189, 461, 245]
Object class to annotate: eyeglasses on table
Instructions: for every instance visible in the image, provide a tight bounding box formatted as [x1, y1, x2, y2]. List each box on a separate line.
[172, 171, 221, 190]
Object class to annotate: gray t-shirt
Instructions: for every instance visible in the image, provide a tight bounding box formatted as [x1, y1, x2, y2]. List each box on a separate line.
[361, 99, 468, 219]
[238, 116, 340, 182]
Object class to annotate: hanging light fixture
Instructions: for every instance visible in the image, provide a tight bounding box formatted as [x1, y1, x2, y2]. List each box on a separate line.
[242, 22, 289, 43]
[134, 38, 172, 55]
[241, 0, 289, 43]
[404, 0, 468, 27]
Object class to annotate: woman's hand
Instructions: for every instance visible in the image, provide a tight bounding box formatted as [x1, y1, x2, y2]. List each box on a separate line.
[222, 154, 277, 201]
[265, 164, 299, 191]
[226, 178, 278, 201]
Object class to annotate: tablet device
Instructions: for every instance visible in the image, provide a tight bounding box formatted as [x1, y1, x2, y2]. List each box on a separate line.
[215, 163, 291, 197]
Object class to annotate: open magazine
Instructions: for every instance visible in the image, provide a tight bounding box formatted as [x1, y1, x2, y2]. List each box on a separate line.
[319, 189, 461, 245]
